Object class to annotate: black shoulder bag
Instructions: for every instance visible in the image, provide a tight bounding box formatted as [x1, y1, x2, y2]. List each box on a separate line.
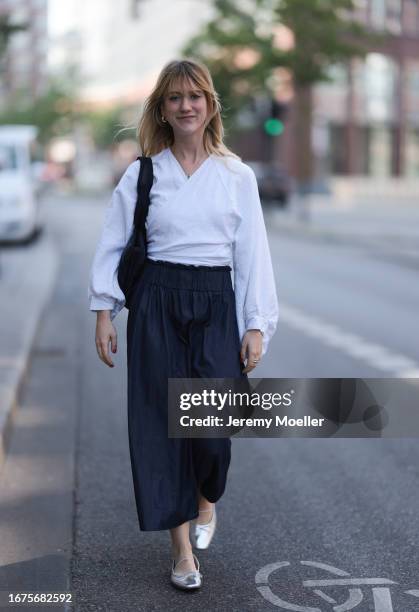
[117, 156, 153, 309]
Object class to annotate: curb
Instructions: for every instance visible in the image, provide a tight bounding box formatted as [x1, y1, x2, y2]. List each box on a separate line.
[0, 234, 59, 470]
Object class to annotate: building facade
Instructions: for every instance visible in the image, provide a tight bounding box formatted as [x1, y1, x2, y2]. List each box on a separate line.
[313, 0, 419, 177]
[0, 0, 49, 108]
[230, 0, 419, 178]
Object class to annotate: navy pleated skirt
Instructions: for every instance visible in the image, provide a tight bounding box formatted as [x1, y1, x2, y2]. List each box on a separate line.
[126, 258, 247, 531]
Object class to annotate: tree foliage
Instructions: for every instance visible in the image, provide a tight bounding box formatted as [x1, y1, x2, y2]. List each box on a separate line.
[83, 106, 128, 149]
[183, 0, 277, 131]
[272, 0, 375, 85]
[0, 82, 77, 144]
[183, 0, 377, 131]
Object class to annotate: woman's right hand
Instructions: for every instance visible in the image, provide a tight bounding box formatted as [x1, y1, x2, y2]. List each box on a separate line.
[95, 310, 117, 367]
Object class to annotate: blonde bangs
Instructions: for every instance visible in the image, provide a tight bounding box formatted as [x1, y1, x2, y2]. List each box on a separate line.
[137, 59, 239, 160]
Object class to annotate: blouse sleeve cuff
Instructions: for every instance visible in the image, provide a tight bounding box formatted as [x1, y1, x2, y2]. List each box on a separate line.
[89, 296, 116, 311]
[245, 315, 268, 336]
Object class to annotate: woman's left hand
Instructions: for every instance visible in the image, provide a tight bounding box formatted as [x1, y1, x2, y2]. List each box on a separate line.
[240, 329, 263, 373]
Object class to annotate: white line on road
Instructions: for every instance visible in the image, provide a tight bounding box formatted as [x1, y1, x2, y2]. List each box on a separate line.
[303, 578, 396, 586]
[279, 304, 419, 377]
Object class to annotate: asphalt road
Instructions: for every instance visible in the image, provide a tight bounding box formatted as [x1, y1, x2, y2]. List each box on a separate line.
[0, 193, 418, 612]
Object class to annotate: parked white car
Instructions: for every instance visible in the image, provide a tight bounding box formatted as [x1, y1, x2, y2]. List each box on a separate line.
[0, 125, 42, 242]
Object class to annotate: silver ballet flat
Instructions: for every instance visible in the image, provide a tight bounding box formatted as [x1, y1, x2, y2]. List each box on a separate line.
[193, 506, 217, 549]
[170, 553, 202, 590]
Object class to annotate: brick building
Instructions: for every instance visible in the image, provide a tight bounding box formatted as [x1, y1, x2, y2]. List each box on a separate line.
[233, 0, 419, 179]
[317, 0, 419, 177]
[0, 0, 48, 108]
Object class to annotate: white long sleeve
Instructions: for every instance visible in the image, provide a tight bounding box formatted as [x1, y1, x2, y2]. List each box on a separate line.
[231, 164, 279, 356]
[88, 148, 279, 354]
[88, 159, 139, 319]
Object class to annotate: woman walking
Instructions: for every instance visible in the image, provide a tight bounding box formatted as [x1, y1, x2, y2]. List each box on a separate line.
[88, 59, 278, 590]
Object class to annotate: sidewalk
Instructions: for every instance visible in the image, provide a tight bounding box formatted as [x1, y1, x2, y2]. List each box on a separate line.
[0, 233, 59, 470]
[268, 194, 419, 267]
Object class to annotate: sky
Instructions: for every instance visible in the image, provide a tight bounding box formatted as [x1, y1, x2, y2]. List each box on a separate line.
[47, 0, 214, 103]
[48, 0, 78, 37]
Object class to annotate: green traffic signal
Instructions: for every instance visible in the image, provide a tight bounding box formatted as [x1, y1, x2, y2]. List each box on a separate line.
[264, 118, 284, 136]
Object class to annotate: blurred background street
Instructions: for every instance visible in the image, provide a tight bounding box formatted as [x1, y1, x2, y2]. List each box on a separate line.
[1, 0, 419, 610]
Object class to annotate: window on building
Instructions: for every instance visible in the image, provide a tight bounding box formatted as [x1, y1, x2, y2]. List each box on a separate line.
[403, 0, 419, 35]
[369, 0, 404, 33]
[369, 126, 392, 176]
[387, 0, 402, 33]
[357, 127, 370, 174]
[329, 125, 347, 174]
[9, 32, 27, 52]
[9, 7, 28, 23]
[353, 0, 369, 22]
[370, 0, 387, 28]
[405, 61, 419, 123]
[364, 53, 397, 122]
[405, 129, 419, 176]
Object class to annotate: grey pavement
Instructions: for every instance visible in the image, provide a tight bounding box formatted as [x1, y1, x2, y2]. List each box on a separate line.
[0, 233, 59, 470]
[0, 192, 96, 611]
[267, 194, 419, 269]
[260, 230, 419, 379]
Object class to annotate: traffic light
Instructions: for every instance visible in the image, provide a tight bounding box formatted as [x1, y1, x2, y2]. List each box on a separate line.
[264, 100, 287, 136]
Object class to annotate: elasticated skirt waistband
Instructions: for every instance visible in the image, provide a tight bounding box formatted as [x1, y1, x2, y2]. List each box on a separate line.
[142, 258, 233, 292]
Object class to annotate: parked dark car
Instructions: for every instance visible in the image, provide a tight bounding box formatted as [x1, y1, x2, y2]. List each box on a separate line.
[247, 161, 292, 207]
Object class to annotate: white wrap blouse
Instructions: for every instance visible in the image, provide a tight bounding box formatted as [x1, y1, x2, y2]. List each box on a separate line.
[88, 147, 279, 355]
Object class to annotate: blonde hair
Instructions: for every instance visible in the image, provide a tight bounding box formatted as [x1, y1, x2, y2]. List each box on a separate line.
[137, 59, 239, 160]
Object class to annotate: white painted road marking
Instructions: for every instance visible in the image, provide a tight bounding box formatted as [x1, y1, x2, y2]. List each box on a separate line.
[303, 578, 396, 587]
[255, 560, 419, 610]
[279, 303, 419, 378]
[303, 578, 397, 586]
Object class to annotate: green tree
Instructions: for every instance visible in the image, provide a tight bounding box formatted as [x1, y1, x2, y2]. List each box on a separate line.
[183, 0, 278, 134]
[0, 61, 82, 144]
[0, 81, 77, 144]
[83, 106, 129, 149]
[183, 0, 379, 192]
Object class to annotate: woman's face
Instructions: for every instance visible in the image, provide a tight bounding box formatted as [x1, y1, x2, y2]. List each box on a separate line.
[161, 78, 209, 138]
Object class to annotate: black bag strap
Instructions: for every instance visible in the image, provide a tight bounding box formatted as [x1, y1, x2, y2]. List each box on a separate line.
[133, 156, 153, 232]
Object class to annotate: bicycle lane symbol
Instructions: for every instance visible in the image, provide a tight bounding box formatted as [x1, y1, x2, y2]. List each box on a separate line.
[255, 561, 419, 611]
